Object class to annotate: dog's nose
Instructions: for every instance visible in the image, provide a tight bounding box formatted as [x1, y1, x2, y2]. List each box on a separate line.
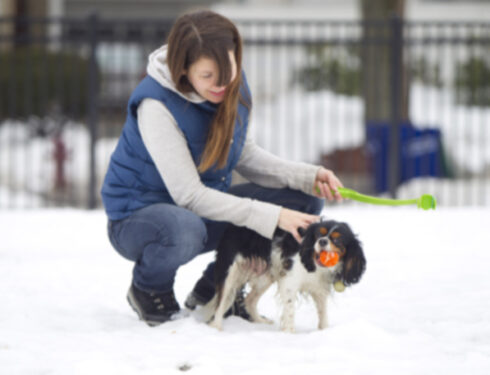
[319, 238, 328, 247]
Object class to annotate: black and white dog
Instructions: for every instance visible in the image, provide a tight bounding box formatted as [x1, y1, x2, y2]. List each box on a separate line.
[206, 220, 366, 332]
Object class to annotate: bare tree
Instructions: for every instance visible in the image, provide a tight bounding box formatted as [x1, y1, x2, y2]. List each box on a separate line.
[361, 0, 408, 197]
[361, 0, 408, 123]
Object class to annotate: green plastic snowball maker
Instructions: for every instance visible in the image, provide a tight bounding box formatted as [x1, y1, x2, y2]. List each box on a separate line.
[331, 187, 436, 210]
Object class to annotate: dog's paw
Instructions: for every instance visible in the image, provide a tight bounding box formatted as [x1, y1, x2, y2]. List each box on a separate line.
[256, 315, 274, 325]
[208, 319, 223, 331]
[280, 325, 295, 333]
[318, 322, 328, 330]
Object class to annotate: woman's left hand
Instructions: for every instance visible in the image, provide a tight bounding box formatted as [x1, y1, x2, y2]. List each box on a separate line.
[313, 167, 344, 202]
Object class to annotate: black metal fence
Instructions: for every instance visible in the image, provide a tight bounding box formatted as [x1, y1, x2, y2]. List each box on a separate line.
[0, 15, 489, 209]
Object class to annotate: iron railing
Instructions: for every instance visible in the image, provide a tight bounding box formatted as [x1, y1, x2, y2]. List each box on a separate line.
[0, 15, 489, 208]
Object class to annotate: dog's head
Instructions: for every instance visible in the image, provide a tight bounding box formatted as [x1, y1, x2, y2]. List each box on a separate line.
[299, 220, 366, 286]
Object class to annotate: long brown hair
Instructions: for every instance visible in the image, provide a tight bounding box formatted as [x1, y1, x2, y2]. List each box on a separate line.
[166, 10, 249, 172]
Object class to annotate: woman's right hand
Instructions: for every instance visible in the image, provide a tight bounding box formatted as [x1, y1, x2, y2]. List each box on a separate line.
[277, 207, 319, 243]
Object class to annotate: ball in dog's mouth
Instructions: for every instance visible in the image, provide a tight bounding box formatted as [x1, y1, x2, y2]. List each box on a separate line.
[316, 251, 339, 267]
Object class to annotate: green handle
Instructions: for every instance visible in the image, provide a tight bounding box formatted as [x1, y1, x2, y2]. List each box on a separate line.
[317, 186, 436, 210]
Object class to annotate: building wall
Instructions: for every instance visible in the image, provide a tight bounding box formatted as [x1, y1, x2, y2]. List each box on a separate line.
[0, 0, 15, 16]
[213, 0, 490, 21]
[63, 0, 221, 19]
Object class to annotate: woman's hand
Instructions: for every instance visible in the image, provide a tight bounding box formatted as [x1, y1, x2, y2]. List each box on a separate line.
[313, 167, 344, 202]
[278, 207, 319, 243]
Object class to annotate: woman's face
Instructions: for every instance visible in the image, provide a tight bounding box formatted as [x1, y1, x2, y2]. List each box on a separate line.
[186, 50, 237, 104]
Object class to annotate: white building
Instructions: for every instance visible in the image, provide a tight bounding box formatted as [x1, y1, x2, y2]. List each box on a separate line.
[213, 0, 490, 21]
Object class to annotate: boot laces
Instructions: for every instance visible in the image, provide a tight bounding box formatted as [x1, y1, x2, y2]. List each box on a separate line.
[150, 290, 179, 311]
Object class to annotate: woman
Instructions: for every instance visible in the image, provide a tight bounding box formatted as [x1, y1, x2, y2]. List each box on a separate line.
[101, 10, 343, 326]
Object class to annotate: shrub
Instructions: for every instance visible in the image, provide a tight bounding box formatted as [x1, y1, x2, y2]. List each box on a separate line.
[0, 47, 92, 119]
[455, 56, 490, 106]
[410, 57, 443, 88]
[293, 46, 361, 96]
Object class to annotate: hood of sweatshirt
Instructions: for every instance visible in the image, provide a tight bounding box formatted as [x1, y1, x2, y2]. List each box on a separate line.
[146, 44, 205, 104]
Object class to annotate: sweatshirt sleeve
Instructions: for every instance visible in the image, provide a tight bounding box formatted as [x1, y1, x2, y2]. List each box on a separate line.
[235, 132, 321, 195]
[137, 98, 282, 239]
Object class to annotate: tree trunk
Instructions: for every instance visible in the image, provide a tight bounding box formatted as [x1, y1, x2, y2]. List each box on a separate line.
[361, 0, 408, 123]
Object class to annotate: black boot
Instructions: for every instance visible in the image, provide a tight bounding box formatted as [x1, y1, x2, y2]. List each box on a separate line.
[127, 284, 180, 326]
[184, 276, 215, 310]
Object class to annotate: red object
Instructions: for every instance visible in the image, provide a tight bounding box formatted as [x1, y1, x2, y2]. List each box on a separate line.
[317, 251, 339, 267]
[53, 135, 67, 189]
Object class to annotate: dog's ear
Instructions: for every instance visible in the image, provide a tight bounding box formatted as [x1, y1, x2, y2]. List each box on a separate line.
[299, 226, 317, 273]
[298, 226, 307, 238]
[280, 226, 308, 255]
[280, 231, 300, 258]
[340, 236, 366, 286]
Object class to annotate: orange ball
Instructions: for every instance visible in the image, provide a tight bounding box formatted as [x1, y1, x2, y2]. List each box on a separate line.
[318, 251, 339, 267]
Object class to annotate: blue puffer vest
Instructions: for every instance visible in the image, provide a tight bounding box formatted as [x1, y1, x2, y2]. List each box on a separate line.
[101, 74, 250, 221]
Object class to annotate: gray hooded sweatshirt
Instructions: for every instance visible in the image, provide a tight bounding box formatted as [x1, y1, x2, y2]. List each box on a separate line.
[137, 45, 321, 239]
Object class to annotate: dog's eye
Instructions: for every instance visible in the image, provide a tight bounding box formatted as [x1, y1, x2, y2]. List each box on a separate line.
[330, 235, 343, 246]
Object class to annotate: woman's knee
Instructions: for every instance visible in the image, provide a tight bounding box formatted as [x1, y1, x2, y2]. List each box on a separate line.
[114, 204, 208, 260]
[148, 207, 208, 254]
[304, 195, 325, 215]
[281, 190, 325, 215]
[229, 184, 324, 215]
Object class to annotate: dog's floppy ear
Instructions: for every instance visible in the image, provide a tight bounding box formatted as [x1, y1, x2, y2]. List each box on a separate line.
[280, 230, 300, 258]
[279, 226, 308, 257]
[298, 226, 307, 238]
[340, 234, 366, 286]
[299, 225, 317, 273]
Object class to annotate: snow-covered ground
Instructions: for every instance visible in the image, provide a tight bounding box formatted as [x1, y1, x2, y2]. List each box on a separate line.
[1, 207, 490, 374]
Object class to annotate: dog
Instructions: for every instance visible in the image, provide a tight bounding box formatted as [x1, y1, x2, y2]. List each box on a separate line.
[206, 219, 366, 332]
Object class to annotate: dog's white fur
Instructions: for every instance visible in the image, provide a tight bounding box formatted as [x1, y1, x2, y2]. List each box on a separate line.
[206, 241, 340, 333]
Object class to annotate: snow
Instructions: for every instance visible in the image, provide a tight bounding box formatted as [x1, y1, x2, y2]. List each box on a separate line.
[1, 207, 490, 374]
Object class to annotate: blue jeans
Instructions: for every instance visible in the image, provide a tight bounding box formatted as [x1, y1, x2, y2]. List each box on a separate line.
[107, 183, 324, 293]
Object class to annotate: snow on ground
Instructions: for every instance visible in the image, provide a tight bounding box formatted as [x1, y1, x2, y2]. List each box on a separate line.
[1, 207, 490, 374]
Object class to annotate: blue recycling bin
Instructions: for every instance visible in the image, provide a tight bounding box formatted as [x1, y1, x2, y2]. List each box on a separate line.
[366, 122, 451, 193]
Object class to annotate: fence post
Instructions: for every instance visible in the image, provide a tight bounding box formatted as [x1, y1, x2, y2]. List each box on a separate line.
[388, 15, 403, 198]
[87, 13, 99, 209]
